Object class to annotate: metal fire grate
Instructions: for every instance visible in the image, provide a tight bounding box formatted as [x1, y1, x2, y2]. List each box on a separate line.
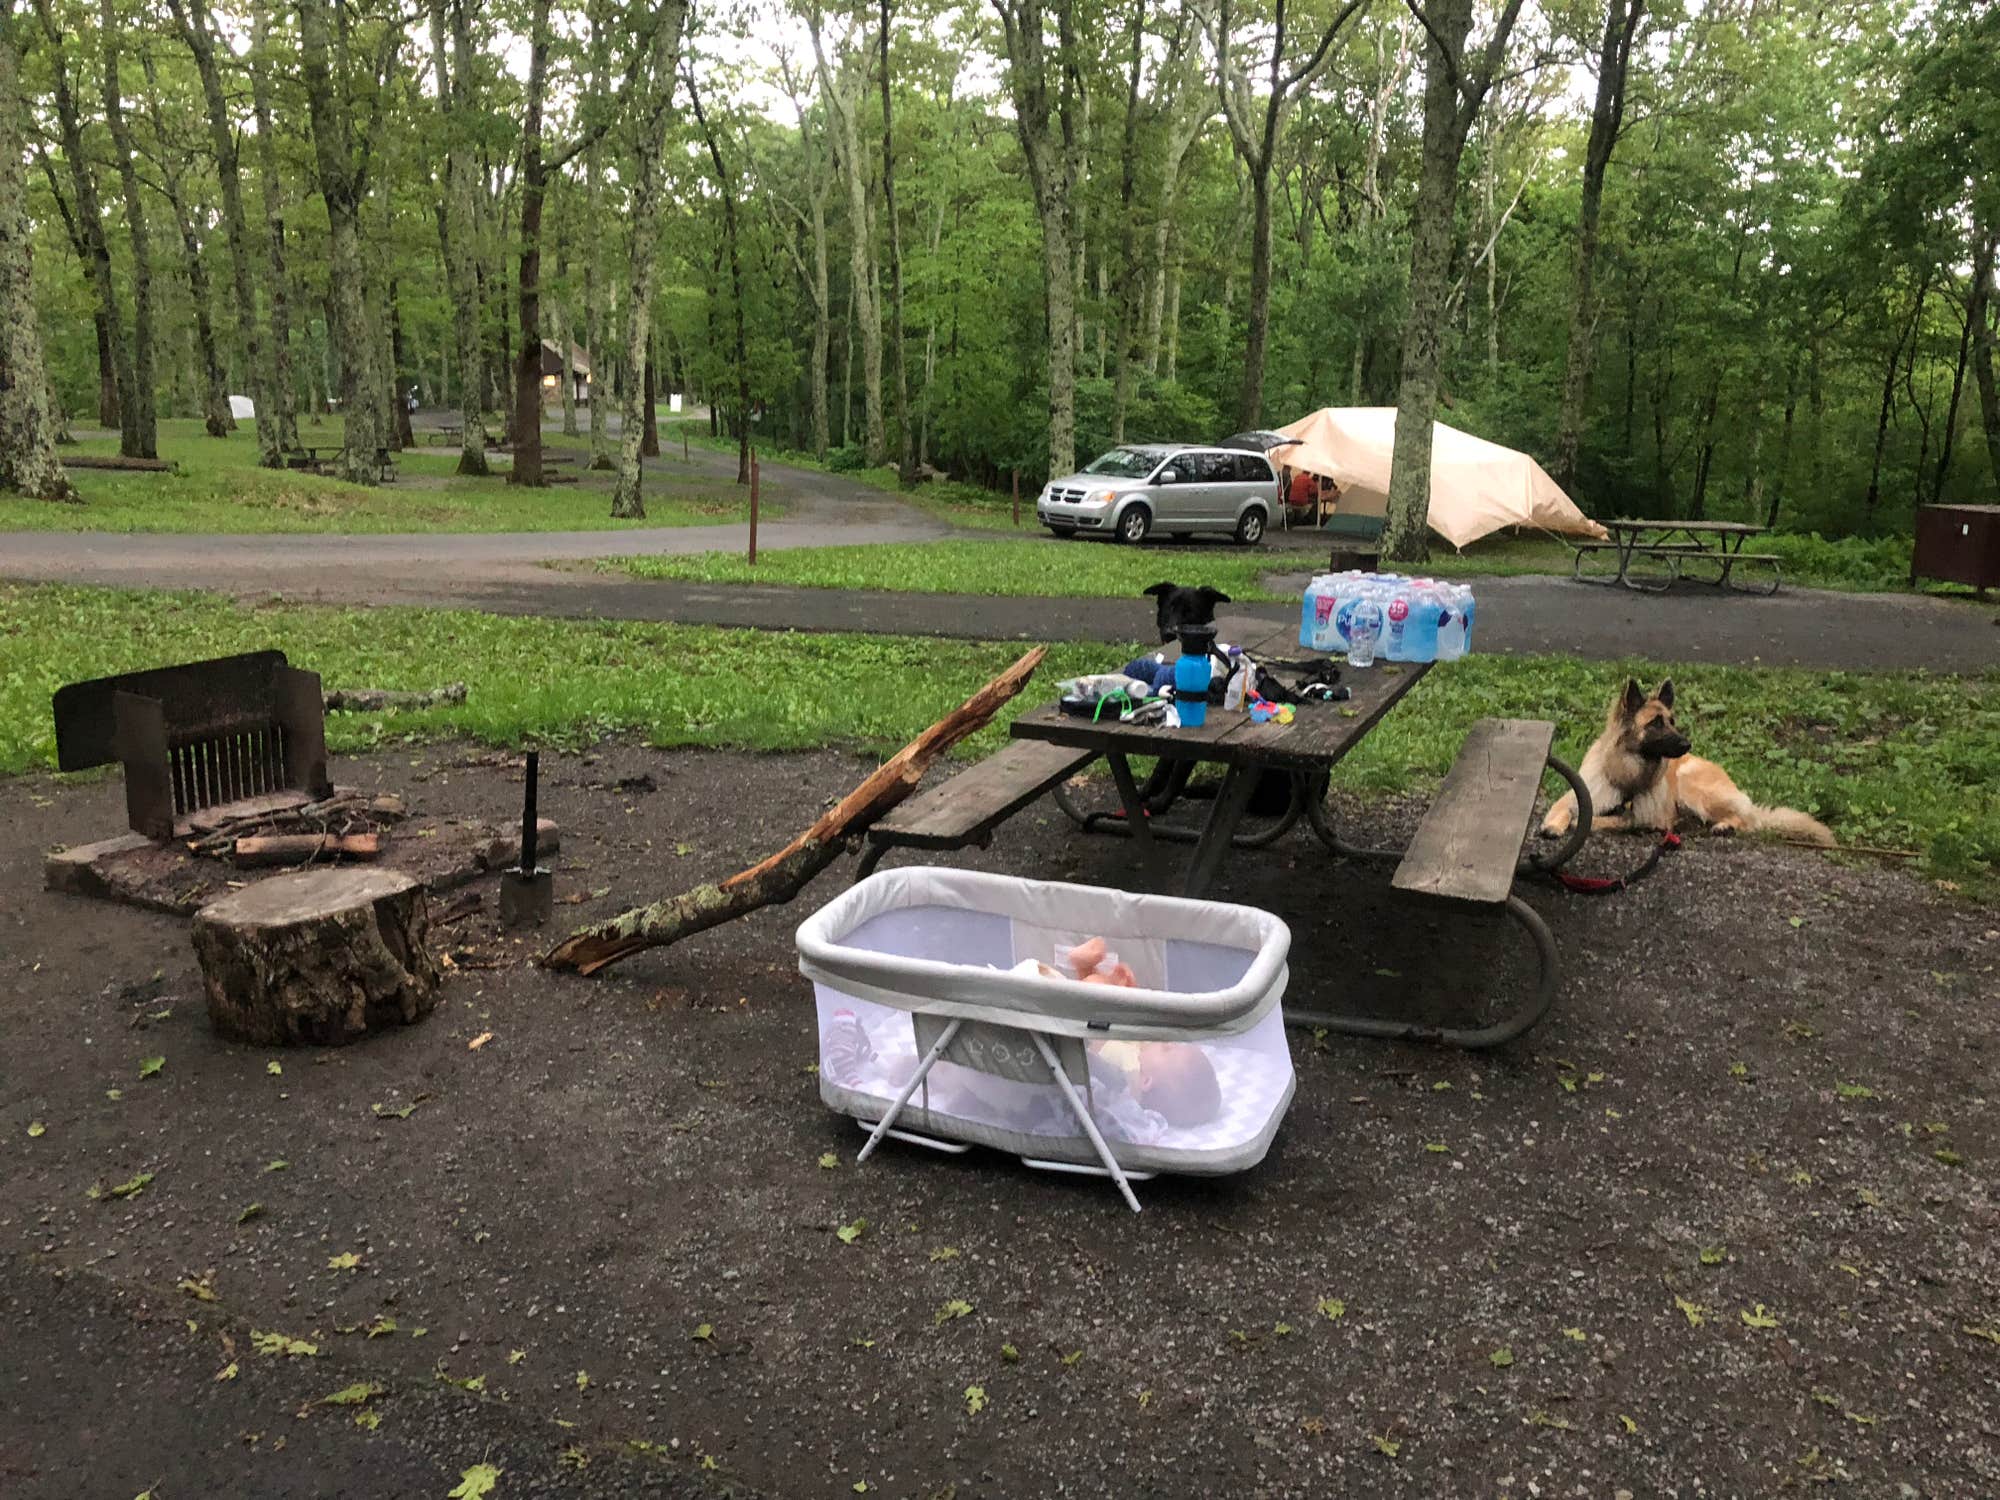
[52, 651, 333, 839]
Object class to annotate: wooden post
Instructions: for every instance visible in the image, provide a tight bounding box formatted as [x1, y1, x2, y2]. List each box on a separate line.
[749, 449, 759, 565]
[683, 429, 689, 463]
[1012, 468, 1020, 527]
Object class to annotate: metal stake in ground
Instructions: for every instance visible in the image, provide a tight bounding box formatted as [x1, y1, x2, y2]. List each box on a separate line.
[1012, 468, 1019, 527]
[749, 450, 760, 565]
[500, 750, 554, 928]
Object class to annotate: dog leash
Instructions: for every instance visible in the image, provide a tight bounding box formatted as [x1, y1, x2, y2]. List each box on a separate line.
[1546, 832, 1681, 895]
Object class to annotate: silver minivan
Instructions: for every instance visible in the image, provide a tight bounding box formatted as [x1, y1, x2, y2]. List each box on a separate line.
[1037, 444, 1278, 545]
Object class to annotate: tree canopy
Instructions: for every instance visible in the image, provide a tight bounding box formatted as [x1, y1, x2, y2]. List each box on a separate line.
[5, 0, 1995, 545]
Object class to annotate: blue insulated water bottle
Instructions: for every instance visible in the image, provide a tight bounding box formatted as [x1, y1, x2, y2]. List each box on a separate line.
[1174, 624, 1215, 727]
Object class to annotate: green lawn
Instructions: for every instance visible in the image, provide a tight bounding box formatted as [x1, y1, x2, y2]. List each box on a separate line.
[1, 420, 783, 534]
[615, 539, 1286, 601]
[4, 582, 1992, 892]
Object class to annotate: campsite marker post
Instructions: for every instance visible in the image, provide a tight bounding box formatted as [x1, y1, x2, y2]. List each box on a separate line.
[748, 449, 760, 565]
[1012, 469, 1019, 528]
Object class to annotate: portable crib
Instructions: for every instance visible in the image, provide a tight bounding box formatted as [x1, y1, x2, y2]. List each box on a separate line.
[795, 868, 1294, 1210]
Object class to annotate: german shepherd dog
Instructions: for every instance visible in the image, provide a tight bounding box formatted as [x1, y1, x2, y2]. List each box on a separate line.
[1541, 679, 1835, 845]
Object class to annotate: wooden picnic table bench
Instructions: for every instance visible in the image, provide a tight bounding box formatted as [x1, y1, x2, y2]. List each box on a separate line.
[856, 740, 1097, 880]
[426, 425, 463, 446]
[1575, 519, 1782, 594]
[282, 445, 400, 482]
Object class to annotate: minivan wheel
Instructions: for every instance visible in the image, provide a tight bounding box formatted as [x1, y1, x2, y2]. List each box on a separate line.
[1235, 507, 1266, 545]
[1117, 505, 1152, 544]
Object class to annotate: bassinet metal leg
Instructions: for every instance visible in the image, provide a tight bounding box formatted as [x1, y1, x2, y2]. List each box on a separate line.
[1030, 1033, 1141, 1214]
[857, 1019, 962, 1164]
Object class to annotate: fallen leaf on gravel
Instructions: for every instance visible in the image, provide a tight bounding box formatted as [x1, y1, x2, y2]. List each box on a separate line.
[320, 1382, 384, 1407]
[1933, 1148, 1963, 1167]
[1618, 1414, 1638, 1434]
[1844, 1410, 1878, 1426]
[1674, 1297, 1706, 1327]
[264, 1159, 288, 1172]
[852, 1483, 870, 1494]
[1317, 1297, 1346, 1321]
[448, 1464, 500, 1499]
[468, 1032, 493, 1050]
[1301, 1416, 1327, 1435]
[817, 1152, 839, 1170]
[1789, 1170, 1813, 1187]
[1728, 1061, 1749, 1080]
[1424, 1142, 1449, 1154]
[250, 1331, 318, 1357]
[26, 1122, 45, 1138]
[355, 1410, 381, 1431]
[1371, 1433, 1401, 1458]
[1489, 1347, 1514, 1368]
[1962, 1325, 2000, 1346]
[929, 1247, 959, 1262]
[104, 1172, 154, 1200]
[1273, 1323, 1295, 1337]
[214, 1362, 238, 1381]
[836, 1218, 866, 1245]
[267, 1061, 282, 1076]
[367, 1318, 398, 1339]
[1836, 1081, 1876, 1099]
[1741, 1304, 1780, 1329]
[999, 1343, 1018, 1362]
[237, 1203, 264, 1225]
[964, 1385, 986, 1415]
[1138, 1390, 1152, 1408]
[371, 1102, 419, 1120]
[1699, 1246, 1726, 1266]
[327, 1251, 361, 1272]
[179, 1277, 216, 1302]
[934, 1299, 973, 1327]
[691, 1324, 713, 1342]
[1061, 1349, 1084, 1366]
[851, 1337, 875, 1348]
[507, 1349, 524, 1364]
[1526, 1410, 1574, 1430]
[1788, 916, 1804, 928]
[436, 1371, 485, 1392]
[575, 1370, 591, 1392]
[1561, 1327, 1586, 1342]
[139, 1056, 165, 1079]
[1432, 1081, 1451, 1091]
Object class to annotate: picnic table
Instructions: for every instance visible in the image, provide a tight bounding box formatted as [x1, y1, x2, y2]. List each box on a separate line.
[1574, 518, 1782, 594]
[859, 619, 1593, 1048]
[283, 445, 399, 481]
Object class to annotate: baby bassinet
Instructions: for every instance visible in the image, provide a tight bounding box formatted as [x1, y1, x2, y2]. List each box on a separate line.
[795, 868, 1295, 1209]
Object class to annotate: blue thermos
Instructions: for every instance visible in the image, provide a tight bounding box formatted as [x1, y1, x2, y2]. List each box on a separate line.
[1173, 625, 1215, 727]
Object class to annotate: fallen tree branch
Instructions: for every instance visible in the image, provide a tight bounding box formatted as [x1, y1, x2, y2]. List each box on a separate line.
[61, 454, 173, 472]
[325, 683, 469, 713]
[543, 646, 1048, 977]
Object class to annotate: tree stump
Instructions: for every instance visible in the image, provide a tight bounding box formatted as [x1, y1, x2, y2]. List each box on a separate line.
[192, 868, 441, 1046]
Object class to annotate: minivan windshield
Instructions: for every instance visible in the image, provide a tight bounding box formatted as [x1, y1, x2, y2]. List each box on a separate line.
[1080, 447, 1160, 479]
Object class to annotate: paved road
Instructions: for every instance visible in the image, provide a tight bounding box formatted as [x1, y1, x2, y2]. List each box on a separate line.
[5, 443, 1995, 673]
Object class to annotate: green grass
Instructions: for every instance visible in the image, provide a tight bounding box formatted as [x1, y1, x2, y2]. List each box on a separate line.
[3, 583, 1991, 892]
[1, 420, 784, 534]
[615, 539, 1285, 601]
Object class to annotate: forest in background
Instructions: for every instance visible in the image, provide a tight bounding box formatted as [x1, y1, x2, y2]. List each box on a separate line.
[2, 0, 1996, 543]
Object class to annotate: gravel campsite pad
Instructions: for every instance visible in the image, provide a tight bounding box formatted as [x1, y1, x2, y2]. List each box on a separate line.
[3, 743, 1995, 1499]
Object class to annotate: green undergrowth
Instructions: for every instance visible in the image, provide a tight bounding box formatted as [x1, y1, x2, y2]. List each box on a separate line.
[0, 420, 780, 534]
[614, 539, 1285, 601]
[2, 583, 1990, 892]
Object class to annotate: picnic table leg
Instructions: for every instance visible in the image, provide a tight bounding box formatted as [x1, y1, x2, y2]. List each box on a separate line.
[1180, 763, 1261, 898]
[1105, 753, 1166, 885]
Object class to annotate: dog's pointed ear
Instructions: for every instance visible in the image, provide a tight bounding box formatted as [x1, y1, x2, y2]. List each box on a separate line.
[1620, 678, 1647, 717]
[1656, 679, 1676, 709]
[1141, 582, 1176, 599]
[1197, 586, 1233, 606]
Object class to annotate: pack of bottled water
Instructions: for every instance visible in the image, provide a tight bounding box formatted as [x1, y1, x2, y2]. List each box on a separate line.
[1299, 571, 1475, 665]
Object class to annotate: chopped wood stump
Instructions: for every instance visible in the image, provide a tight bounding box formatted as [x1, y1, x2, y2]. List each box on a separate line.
[193, 868, 441, 1046]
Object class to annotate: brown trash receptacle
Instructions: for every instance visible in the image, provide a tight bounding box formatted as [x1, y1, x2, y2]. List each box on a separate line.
[1912, 504, 2000, 594]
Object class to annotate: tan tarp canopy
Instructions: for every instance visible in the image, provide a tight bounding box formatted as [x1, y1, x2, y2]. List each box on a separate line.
[1271, 406, 1609, 550]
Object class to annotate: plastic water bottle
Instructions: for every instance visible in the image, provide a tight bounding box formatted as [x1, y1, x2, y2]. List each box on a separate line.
[1435, 584, 1475, 660]
[1345, 590, 1384, 667]
[1300, 575, 1335, 650]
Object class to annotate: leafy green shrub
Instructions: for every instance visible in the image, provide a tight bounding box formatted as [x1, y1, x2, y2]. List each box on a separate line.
[824, 444, 868, 472]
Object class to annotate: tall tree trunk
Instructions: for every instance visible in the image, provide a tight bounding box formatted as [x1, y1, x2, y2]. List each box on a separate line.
[1866, 273, 1928, 518]
[508, 0, 553, 489]
[993, 0, 1084, 480]
[37, 0, 137, 452]
[643, 331, 661, 456]
[1767, 355, 1798, 529]
[1381, 0, 1528, 563]
[1969, 223, 1999, 493]
[1551, 0, 1643, 491]
[93, 312, 118, 427]
[687, 68, 751, 487]
[430, 0, 489, 475]
[807, 187, 832, 460]
[98, 0, 156, 459]
[297, 0, 387, 484]
[250, 0, 298, 453]
[389, 280, 415, 447]
[1932, 271, 1974, 504]
[0, 9, 78, 501]
[174, 206, 232, 438]
[582, 11, 613, 471]
[607, 3, 688, 517]
[1108, 0, 1144, 444]
[809, 18, 884, 467]
[879, 0, 915, 485]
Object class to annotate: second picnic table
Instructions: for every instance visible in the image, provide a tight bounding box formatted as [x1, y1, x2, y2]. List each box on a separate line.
[1573, 518, 1782, 593]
